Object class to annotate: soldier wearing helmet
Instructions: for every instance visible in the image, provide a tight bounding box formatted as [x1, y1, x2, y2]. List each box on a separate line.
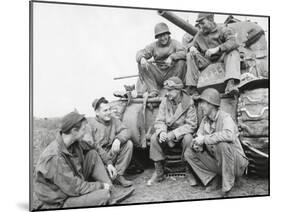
[147, 77, 198, 186]
[185, 13, 241, 96]
[136, 22, 186, 97]
[183, 88, 248, 196]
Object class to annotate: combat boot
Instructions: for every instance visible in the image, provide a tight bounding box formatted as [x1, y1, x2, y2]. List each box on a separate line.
[205, 175, 220, 192]
[114, 175, 133, 187]
[147, 161, 165, 186]
[186, 167, 198, 186]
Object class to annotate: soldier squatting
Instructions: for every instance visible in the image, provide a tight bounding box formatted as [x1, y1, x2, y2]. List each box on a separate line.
[34, 13, 251, 209]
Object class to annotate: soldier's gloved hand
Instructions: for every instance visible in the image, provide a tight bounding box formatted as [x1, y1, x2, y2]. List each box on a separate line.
[111, 139, 121, 154]
[165, 57, 172, 67]
[205, 46, 220, 58]
[159, 132, 167, 143]
[140, 57, 149, 70]
[107, 164, 117, 180]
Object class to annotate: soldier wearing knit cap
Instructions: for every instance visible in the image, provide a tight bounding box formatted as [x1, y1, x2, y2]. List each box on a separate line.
[147, 77, 198, 186]
[185, 13, 240, 96]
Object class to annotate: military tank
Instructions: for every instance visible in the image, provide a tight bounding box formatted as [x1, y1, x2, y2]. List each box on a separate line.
[110, 11, 269, 177]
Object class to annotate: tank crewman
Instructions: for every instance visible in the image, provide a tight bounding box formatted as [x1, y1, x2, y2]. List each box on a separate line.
[34, 111, 134, 209]
[147, 76, 198, 186]
[185, 13, 241, 96]
[136, 22, 186, 97]
[184, 88, 248, 196]
[90, 97, 134, 188]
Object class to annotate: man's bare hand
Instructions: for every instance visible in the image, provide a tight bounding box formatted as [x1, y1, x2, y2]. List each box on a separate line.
[140, 57, 149, 70]
[189, 46, 199, 54]
[205, 46, 220, 58]
[103, 183, 112, 191]
[159, 132, 167, 143]
[107, 164, 117, 180]
[193, 134, 205, 146]
[111, 139, 121, 154]
[165, 57, 172, 67]
[166, 131, 176, 142]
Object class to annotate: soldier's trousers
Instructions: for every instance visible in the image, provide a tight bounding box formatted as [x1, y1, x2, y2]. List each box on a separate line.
[63, 149, 112, 207]
[149, 133, 193, 161]
[184, 142, 248, 192]
[185, 50, 240, 87]
[107, 140, 133, 176]
[138, 60, 186, 94]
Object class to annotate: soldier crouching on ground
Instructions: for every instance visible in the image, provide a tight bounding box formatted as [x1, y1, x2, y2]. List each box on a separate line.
[147, 76, 198, 186]
[136, 22, 187, 97]
[90, 97, 134, 187]
[185, 13, 240, 96]
[34, 111, 134, 210]
[184, 88, 248, 197]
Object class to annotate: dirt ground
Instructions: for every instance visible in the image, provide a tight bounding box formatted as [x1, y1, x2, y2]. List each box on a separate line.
[31, 118, 269, 209]
[118, 169, 268, 205]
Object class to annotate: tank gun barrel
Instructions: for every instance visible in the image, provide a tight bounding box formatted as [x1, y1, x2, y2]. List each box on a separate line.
[158, 10, 198, 36]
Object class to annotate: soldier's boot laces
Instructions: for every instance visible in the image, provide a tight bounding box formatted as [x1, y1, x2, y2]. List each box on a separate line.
[147, 161, 165, 186]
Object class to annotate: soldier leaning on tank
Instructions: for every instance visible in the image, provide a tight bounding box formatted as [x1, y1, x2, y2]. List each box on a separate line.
[136, 22, 187, 98]
[147, 76, 198, 186]
[185, 13, 240, 96]
[34, 112, 134, 209]
[90, 97, 134, 188]
[184, 88, 249, 197]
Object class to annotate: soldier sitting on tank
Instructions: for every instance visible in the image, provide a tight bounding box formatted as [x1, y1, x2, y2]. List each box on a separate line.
[136, 22, 187, 98]
[90, 97, 134, 188]
[185, 13, 240, 96]
[147, 76, 198, 186]
[184, 88, 248, 197]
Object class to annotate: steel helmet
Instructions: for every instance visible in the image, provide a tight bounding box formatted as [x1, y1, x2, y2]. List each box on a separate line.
[154, 22, 170, 38]
[199, 88, 221, 106]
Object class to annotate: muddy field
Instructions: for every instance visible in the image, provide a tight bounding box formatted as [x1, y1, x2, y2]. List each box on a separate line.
[32, 118, 269, 209]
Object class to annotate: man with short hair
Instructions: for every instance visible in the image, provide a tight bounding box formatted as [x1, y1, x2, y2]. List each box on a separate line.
[34, 111, 134, 209]
[184, 88, 248, 196]
[90, 97, 133, 187]
[136, 22, 186, 97]
[186, 13, 240, 96]
[147, 76, 198, 186]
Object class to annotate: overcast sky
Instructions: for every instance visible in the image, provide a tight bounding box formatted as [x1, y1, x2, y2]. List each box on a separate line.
[33, 2, 268, 118]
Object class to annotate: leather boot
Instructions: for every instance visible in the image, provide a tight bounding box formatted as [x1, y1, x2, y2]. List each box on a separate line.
[186, 167, 198, 186]
[205, 175, 220, 192]
[109, 186, 135, 204]
[114, 175, 133, 187]
[147, 161, 165, 186]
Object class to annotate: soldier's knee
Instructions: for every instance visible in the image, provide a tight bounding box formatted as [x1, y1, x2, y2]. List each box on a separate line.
[125, 140, 134, 151]
[183, 148, 195, 160]
[216, 142, 233, 155]
[150, 133, 159, 145]
[182, 134, 194, 149]
[87, 149, 99, 160]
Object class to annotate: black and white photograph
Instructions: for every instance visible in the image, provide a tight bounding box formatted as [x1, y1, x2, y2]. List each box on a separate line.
[30, 0, 269, 211]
